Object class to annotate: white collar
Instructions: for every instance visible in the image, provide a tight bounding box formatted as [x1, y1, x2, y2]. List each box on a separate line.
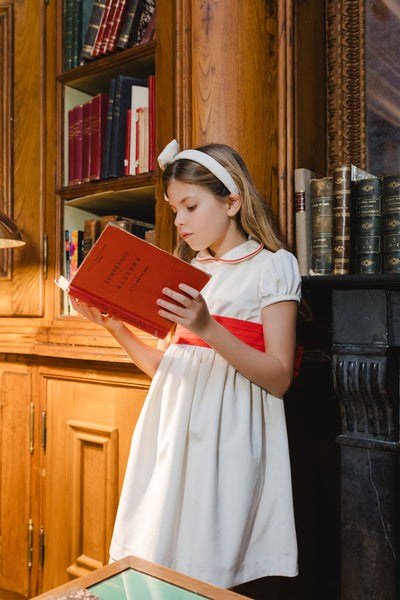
[195, 239, 264, 263]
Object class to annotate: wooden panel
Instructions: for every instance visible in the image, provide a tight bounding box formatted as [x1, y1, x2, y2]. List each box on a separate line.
[0, 370, 32, 598]
[0, 0, 45, 316]
[42, 371, 148, 592]
[66, 421, 118, 577]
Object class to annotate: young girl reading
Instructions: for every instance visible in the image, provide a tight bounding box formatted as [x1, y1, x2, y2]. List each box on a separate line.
[70, 140, 302, 590]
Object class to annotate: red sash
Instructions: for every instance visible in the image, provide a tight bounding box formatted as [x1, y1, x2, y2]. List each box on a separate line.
[173, 315, 303, 377]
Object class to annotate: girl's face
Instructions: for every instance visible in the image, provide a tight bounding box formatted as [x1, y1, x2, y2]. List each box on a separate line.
[166, 180, 244, 258]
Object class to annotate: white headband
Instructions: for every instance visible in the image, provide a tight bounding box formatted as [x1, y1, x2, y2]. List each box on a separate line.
[157, 139, 239, 195]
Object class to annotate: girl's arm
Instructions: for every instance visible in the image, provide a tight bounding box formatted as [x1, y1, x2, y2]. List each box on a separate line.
[157, 285, 298, 397]
[70, 298, 165, 378]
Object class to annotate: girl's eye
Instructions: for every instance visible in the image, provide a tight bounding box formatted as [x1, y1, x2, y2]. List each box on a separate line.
[186, 205, 196, 212]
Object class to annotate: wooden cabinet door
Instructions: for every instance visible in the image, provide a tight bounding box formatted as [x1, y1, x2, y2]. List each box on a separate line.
[41, 367, 148, 593]
[0, 366, 33, 599]
[0, 0, 56, 316]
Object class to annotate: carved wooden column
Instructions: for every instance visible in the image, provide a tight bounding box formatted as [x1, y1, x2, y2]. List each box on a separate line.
[331, 283, 400, 600]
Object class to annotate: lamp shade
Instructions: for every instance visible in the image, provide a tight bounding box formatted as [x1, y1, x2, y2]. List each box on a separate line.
[0, 211, 26, 248]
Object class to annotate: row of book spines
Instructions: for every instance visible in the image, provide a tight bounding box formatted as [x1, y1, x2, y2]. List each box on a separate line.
[310, 174, 400, 275]
[65, 215, 155, 277]
[67, 74, 155, 185]
[72, 0, 155, 68]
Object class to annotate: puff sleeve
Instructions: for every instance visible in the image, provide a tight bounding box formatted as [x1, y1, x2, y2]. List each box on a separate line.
[259, 249, 302, 309]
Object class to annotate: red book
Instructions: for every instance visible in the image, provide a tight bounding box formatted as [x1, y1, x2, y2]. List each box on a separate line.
[106, 0, 128, 52]
[148, 74, 155, 171]
[100, 0, 120, 54]
[73, 105, 84, 185]
[82, 100, 93, 183]
[124, 108, 131, 175]
[68, 107, 76, 185]
[55, 223, 211, 338]
[92, 0, 114, 57]
[90, 93, 109, 181]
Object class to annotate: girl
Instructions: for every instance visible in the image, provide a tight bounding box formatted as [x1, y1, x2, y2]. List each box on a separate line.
[70, 140, 301, 590]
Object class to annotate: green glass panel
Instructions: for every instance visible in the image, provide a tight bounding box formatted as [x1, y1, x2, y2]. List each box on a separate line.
[89, 568, 209, 600]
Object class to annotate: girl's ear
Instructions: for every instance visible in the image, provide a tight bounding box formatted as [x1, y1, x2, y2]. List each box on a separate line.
[227, 193, 242, 217]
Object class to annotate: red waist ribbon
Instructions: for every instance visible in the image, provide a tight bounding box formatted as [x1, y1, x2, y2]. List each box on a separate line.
[173, 315, 303, 378]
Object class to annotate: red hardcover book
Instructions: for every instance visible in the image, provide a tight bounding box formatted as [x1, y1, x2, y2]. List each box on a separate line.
[140, 9, 156, 44]
[82, 99, 93, 183]
[100, 0, 120, 54]
[148, 74, 155, 171]
[90, 93, 109, 181]
[67, 107, 76, 185]
[124, 108, 131, 175]
[106, 0, 128, 52]
[73, 104, 84, 185]
[55, 223, 211, 338]
[92, 0, 114, 57]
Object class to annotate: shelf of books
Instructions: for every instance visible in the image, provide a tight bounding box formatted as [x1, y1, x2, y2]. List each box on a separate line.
[294, 164, 400, 284]
[58, 0, 157, 317]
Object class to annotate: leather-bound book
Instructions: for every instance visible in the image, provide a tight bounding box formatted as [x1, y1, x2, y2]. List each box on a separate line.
[90, 92, 109, 181]
[101, 78, 117, 179]
[332, 164, 375, 275]
[382, 174, 400, 273]
[294, 168, 316, 276]
[115, 0, 142, 50]
[83, 219, 101, 258]
[82, 99, 93, 183]
[310, 176, 333, 275]
[354, 177, 382, 274]
[80, 0, 107, 62]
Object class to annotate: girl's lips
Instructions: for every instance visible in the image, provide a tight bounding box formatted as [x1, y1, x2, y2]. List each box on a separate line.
[181, 232, 192, 239]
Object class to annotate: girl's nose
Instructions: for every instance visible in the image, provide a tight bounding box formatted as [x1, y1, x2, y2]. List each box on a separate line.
[174, 211, 184, 227]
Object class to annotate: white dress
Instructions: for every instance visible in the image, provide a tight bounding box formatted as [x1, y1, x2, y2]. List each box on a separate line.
[109, 239, 302, 588]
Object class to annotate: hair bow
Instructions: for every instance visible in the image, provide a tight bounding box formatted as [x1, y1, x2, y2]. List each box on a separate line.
[157, 139, 180, 170]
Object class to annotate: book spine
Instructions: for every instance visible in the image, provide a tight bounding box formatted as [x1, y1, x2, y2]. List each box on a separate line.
[382, 175, 400, 273]
[106, 0, 128, 52]
[354, 177, 382, 274]
[100, 0, 121, 53]
[90, 93, 109, 181]
[83, 219, 101, 258]
[127, 0, 154, 47]
[82, 99, 93, 183]
[80, 0, 107, 61]
[92, 0, 114, 57]
[332, 164, 352, 275]
[140, 9, 156, 43]
[101, 78, 117, 179]
[310, 176, 334, 275]
[67, 107, 76, 185]
[64, 0, 74, 70]
[294, 168, 313, 276]
[124, 109, 131, 175]
[71, 0, 83, 68]
[73, 105, 84, 185]
[115, 0, 141, 50]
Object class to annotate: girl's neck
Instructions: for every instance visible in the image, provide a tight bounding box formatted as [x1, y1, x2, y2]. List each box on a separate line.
[207, 229, 248, 258]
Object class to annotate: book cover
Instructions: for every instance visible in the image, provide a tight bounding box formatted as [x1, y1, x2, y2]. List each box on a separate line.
[64, 0, 74, 70]
[80, 0, 107, 61]
[71, 0, 83, 68]
[294, 167, 315, 276]
[354, 177, 382, 274]
[82, 99, 93, 183]
[73, 104, 84, 185]
[129, 83, 149, 175]
[101, 78, 117, 179]
[69, 230, 84, 279]
[382, 174, 400, 273]
[67, 107, 76, 185]
[106, 0, 128, 52]
[140, 8, 156, 43]
[56, 223, 211, 338]
[109, 75, 147, 178]
[135, 106, 149, 174]
[116, 0, 142, 50]
[332, 164, 375, 275]
[100, 0, 121, 53]
[90, 92, 109, 180]
[148, 74, 155, 171]
[127, 0, 155, 47]
[310, 176, 334, 275]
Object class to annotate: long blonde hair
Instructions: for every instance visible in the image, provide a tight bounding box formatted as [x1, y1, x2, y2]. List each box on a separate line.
[162, 143, 286, 261]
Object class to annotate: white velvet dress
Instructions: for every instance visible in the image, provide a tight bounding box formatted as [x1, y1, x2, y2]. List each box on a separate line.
[109, 239, 302, 588]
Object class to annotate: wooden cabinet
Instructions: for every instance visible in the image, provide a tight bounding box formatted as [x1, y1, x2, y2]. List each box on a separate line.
[0, 1, 308, 599]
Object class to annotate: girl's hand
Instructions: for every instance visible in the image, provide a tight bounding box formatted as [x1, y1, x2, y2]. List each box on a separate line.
[156, 284, 213, 337]
[69, 297, 124, 334]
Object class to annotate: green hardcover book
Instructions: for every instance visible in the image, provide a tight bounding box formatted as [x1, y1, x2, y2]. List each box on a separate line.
[80, 0, 107, 62]
[64, 0, 74, 70]
[382, 174, 400, 273]
[310, 176, 334, 275]
[353, 177, 382, 274]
